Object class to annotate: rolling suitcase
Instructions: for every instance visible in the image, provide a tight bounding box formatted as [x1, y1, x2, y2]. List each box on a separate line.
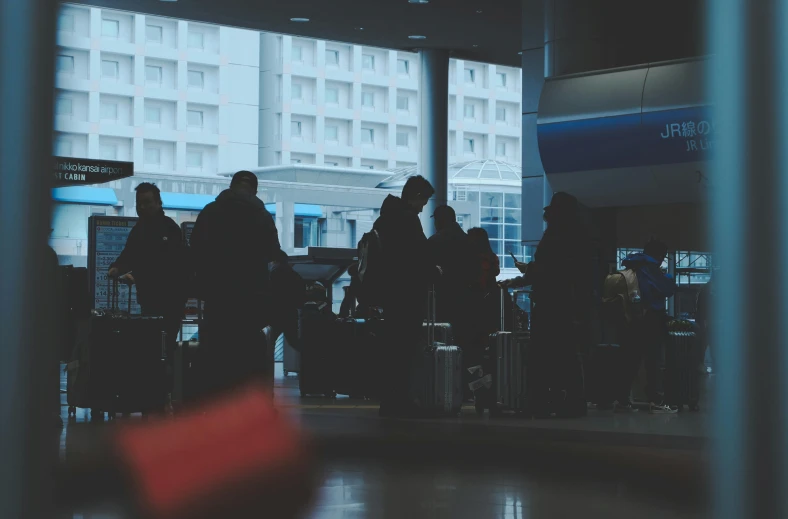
[664, 328, 701, 411]
[334, 317, 367, 398]
[416, 287, 463, 416]
[298, 302, 338, 398]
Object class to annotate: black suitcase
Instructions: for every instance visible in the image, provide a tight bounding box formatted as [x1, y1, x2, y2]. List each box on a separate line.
[585, 343, 621, 406]
[664, 330, 701, 411]
[334, 318, 366, 398]
[298, 302, 338, 398]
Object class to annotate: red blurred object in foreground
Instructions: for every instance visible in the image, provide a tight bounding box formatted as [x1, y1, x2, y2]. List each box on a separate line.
[114, 384, 314, 519]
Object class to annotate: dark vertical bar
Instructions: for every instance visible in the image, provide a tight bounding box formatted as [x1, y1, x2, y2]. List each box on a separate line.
[0, 0, 59, 518]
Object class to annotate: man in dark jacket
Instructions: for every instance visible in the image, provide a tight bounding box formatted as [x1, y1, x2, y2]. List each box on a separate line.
[108, 182, 188, 354]
[372, 175, 438, 417]
[190, 171, 281, 397]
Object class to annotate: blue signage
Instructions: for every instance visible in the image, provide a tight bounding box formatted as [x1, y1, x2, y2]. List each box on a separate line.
[537, 106, 714, 174]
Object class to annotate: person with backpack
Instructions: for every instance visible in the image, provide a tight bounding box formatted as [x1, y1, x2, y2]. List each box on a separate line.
[363, 175, 439, 417]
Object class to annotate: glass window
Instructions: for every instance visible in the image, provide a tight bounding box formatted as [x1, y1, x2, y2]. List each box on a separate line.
[102, 19, 119, 38]
[481, 192, 504, 207]
[325, 161, 339, 167]
[291, 83, 302, 100]
[294, 217, 319, 248]
[481, 223, 500, 240]
[59, 14, 75, 33]
[56, 140, 73, 156]
[186, 149, 203, 168]
[464, 68, 475, 84]
[187, 110, 203, 128]
[496, 72, 507, 88]
[146, 25, 163, 43]
[145, 65, 162, 84]
[361, 128, 374, 144]
[291, 158, 301, 164]
[362, 164, 375, 170]
[396, 132, 408, 147]
[397, 95, 409, 111]
[56, 97, 73, 116]
[463, 138, 475, 154]
[99, 144, 117, 160]
[397, 59, 409, 75]
[56, 55, 74, 74]
[144, 146, 161, 165]
[481, 208, 502, 224]
[101, 60, 119, 79]
[325, 125, 338, 141]
[361, 92, 374, 108]
[496, 141, 506, 156]
[362, 54, 375, 70]
[100, 101, 118, 120]
[292, 46, 303, 62]
[325, 87, 339, 104]
[489, 241, 502, 255]
[464, 104, 475, 119]
[496, 106, 506, 122]
[188, 31, 204, 49]
[504, 193, 522, 209]
[187, 70, 204, 89]
[145, 105, 161, 124]
[291, 121, 302, 137]
[325, 50, 339, 66]
[505, 225, 520, 241]
[504, 209, 521, 224]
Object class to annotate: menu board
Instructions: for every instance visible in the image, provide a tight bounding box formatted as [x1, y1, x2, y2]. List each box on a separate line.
[180, 221, 202, 320]
[88, 216, 140, 313]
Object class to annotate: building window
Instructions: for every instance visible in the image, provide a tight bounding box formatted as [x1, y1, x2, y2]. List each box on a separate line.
[325, 50, 339, 66]
[362, 164, 375, 170]
[291, 158, 302, 164]
[361, 128, 374, 144]
[361, 92, 374, 108]
[396, 132, 409, 148]
[362, 54, 375, 71]
[397, 59, 409, 76]
[145, 65, 162, 84]
[56, 140, 73, 157]
[325, 87, 339, 104]
[100, 101, 118, 121]
[101, 60, 119, 79]
[397, 95, 409, 111]
[291, 121, 302, 137]
[464, 68, 475, 84]
[496, 141, 506, 157]
[145, 105, 161, 124]
[102, 19, 119, 38]
[325, 125, 338, 141]
[144, 146, 161, 165]
[186, 149, 203, 168]
[496, 106, 506, 122]
[187, 70, 204, 89]
[464, 104, 475, 119]
[187, 110, 204, 128]
[325, 161, 339, 167]
[463, 138, 475, 154]
[58, 14, 75, 33]
[188, 30, 204, 49]
[55, 97, 73, 116]
[294, 217, 319, 248]
[291, 83, 302, 100]
[146, 24, 163, 44]
[99, 144, 118, 160]
[292, 45, 303, 62]
[496, 72, 507, 88]
[56, 55, 75, 74]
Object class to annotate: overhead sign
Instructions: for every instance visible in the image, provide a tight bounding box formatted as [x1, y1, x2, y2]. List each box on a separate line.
[88, 216, 140, 313]
[54, 156, 134, 187]
[537, 106, 714, 174]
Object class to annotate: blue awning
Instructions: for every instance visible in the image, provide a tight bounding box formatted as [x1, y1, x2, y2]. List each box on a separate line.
[265, 203, 323, 218]
[160, 193, 216, 211]
[52, 186, 118, 205]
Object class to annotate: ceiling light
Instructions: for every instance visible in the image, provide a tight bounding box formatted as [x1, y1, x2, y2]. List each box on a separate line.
[159, 0, 178, 2]
[518, 51, 523, 55]
[476, 9, 483, 13]
[409, 0, 429, 3]
[290, 17, 310, 22]
[408, 35, 426, 40]
[473, 44, 479, 48]
[355, 27, 364, 31]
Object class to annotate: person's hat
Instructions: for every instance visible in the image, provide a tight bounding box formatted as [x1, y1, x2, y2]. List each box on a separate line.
[231, 170, 258, 189]
[431, 205, 456, 221]
[544, 192, 578, 216]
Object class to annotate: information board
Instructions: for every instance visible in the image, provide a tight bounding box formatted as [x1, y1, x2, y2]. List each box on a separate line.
[180, 221, 201, 320]
[88, 216, 140, 314]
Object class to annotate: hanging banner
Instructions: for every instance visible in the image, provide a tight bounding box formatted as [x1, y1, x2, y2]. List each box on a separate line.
[54, 156, 134, 187]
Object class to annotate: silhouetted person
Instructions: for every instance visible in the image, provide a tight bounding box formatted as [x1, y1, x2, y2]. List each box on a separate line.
[618, 240, 677, 413]
[696, 277, 713, 373]
[502, 192, 592, 418]
[190, 171, 281, 397]
[340, 264, 360, 318]
[108, 182, 188, 356]
[372, 175, 438, 417]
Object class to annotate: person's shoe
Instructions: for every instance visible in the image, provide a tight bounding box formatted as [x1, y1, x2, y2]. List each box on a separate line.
[649, 402, 678, 414]
[614, 402, 638, 413]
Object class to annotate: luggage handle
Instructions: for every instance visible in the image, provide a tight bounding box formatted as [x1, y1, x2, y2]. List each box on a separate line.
[106, 273, 134, 315]
[499, 287, 506, 332]
[426, 285, 437, 347]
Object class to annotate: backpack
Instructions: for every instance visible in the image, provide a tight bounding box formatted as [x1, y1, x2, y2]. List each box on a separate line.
[356, 229, 384, 308]
[600, 269, 644, 345]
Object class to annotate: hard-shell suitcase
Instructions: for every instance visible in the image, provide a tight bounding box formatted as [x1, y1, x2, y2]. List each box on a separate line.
[664, 330, 701, 411]
[417, 288, 463, 415]
[298, 302, 338, 398]
[334, 317, 367, 398]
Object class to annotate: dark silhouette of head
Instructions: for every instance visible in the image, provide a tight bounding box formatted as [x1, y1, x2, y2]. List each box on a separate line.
[543, 192, 579, 228]
[401, 175, 434, 214]
[644, 239, 668, 264]
[230, 170, 258, 197]
[468, 227, 494, 255]
[432, 205, 456, 232]
[135, 182, 162, 220]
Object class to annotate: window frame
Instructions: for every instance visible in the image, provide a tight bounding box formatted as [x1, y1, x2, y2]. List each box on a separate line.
[59, 13, 75, 33]
[187, 69, 204, 89]
[99, 100, 118, 121]
[496, 105, 506, 122]
[361, 128, 374, 144]
[396, 95, 409, 111]
[325, 49, 340, 66]
[187, 109, 204, 129]
[464, 68, 475, 84]
[99, 143, 118, 161]
[56, 55, 75, 74]
[292, 45, 303, 63]
[324, 125, 339, 141]
[396, 131, 409, 148]
[362, 54, 375, 71]
[144, 146, 161, 166]
[290, 120, 303, 138]
[101, 18, 120, 38]
[397, 59, 409, 76]
[361, 91, 374, 108]
[187, 30, 205, 50]
[463, 138, 475, 154]
[146, 24, 163, 44]
[145, 65, 163, 85]
[56, 97, 73, 117]
[145, 105, 162, 125]
[101, 59, 120, 80]
[186, 149, 203, 169]
[291, 82, 303, 101]
[325, 87, 339, 104]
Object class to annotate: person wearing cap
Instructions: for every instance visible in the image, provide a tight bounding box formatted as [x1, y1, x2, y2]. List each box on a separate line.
[501, 192, 592, 418]
[190, 170, 282, 398]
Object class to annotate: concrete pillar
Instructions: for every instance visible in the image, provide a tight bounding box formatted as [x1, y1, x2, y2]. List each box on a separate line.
[0, 0, 59, 517]
[418, 49, 450, 235]
[709, 1, 787, 517]
[276, 200, 295, 254]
